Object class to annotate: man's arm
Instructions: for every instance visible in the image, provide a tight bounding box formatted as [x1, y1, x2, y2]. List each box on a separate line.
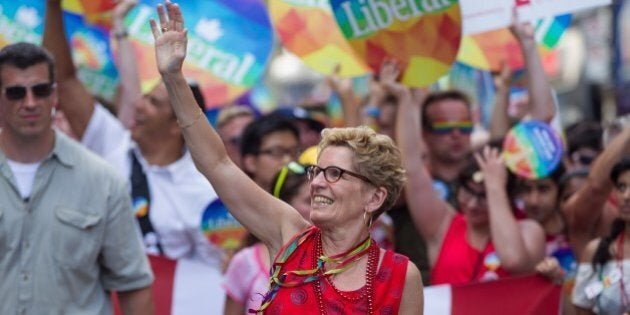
[118, 287, 154, 315]
[112, 0, 142, 129]
[43, 0, 96, 139]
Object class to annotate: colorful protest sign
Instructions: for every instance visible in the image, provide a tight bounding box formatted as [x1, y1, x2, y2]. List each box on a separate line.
[200, 199, 247, 251]
[127, 0, 274, 107]
[330, 0, 462, 87]
[268, 0, 370, 77]
[461, 0, 610, 35]
[503, 120, 563, 179]
[0, 1, 118, 101]
[457, 14, 567, 72]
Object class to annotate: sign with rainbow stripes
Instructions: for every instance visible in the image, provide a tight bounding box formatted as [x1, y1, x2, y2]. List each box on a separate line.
[503, 120, 563, 179]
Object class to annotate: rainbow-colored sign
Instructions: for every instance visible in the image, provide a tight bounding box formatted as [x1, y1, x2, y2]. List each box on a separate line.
[503, 120, 563, 179]
[200, 198, 247, 251]
[127, 0, 274, 107]
[268, 0, 370, 77]
[330, 0, 462, 87]
[0, 1, 119, 101]
[457, 14, 570, 72]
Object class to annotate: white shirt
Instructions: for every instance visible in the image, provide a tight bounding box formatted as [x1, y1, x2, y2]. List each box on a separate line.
[82, 104, 223, 268]
[6, 159, 40, 199]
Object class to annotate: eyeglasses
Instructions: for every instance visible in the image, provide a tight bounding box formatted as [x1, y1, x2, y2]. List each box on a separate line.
[273, 161, 306, 198]
[459, 184, 487, 205]
[257, 146, 302, 159]
[429, 121, 474, 135]
[306, 165, 372, 184]
[3, 83, 55, 101]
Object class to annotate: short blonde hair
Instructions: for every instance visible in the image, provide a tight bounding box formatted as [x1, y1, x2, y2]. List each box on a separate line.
[318, 126, 406, 217]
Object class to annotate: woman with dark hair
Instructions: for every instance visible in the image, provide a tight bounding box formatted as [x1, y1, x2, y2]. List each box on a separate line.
[389, 59, 545, 285]
[572, 158, 630, 314]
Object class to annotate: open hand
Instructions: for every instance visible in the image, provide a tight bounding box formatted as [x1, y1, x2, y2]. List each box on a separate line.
[474, 146, 507, 189]
[379, 59, 408, 99]
[150, 0, 188, 75]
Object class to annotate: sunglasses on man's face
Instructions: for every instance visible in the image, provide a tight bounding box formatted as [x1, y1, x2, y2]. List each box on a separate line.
[429, 121, 474, 135]
[3, 83, 55, 101]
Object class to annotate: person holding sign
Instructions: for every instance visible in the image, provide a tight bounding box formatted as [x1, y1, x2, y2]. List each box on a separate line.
[149, 1, 423, 314]
[389, 60, 546, 285]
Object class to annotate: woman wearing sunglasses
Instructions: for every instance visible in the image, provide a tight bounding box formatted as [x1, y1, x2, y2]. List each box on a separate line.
[150, 2, 423, 314]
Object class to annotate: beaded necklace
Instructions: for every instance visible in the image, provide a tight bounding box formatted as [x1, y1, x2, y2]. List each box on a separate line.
[312, 230, 378, 315]
[253, 227, 372, 314]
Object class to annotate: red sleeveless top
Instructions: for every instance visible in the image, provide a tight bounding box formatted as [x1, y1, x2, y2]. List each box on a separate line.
[264, 227, 409, 314]
[431, 214, 511, 285]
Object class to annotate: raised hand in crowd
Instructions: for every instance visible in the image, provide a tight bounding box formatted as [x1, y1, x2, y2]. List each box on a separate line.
[326, 64, 362, 127]
[489, 61, 513, 141]
[151, 2, 423, 314]
[395, 59, 545, 283]
[509, 7, 556, 123]
[112, 0, 142, 129]
[563, 123, 630, 260]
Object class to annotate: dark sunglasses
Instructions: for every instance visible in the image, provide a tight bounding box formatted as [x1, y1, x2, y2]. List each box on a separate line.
[429, 121, 474, 135]
[3, 83, 55, 101]
[306, 165, 372, 185]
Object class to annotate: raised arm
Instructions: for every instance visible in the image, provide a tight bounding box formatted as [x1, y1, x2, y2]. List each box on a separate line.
[476, 147, 545, 273]
[112, 0, 142, 129]
[564, 125, 630, 258]
[385, 61, 454, 259]
[150, 1, 308, 253]
[489, 61, 513, 140]
[327, 65, 363, 127]
[42, 0, 96, 138]
[510, 10, 555, 123]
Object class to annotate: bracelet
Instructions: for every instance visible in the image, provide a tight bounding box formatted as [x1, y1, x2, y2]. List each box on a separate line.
[113, 30, 128, 40]
[177, 109, 204, 129]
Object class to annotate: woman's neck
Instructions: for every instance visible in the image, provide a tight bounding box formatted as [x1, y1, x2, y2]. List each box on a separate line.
[467, 222, 491, 251]
[320, 225, 370, 257]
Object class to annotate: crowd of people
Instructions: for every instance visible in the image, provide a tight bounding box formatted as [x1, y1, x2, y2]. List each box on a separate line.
[1, 0, 630, 314]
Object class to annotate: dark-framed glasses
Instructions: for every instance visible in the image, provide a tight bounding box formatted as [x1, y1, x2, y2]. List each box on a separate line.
[306, 165, 372, 184]
[3, 82, 55, 101]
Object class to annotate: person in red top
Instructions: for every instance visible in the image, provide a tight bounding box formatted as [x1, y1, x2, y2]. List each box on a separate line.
[386, 59, 546, 285]
[148, 2, 424, 314]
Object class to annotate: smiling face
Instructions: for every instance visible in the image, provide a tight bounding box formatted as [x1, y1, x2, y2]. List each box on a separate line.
[130, 82, 178, 144]
[309, 146, 374, 229]
[0, 63, 56, 143]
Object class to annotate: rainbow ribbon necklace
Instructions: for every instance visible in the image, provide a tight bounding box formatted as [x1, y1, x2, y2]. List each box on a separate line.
[251, 227, 372, 314]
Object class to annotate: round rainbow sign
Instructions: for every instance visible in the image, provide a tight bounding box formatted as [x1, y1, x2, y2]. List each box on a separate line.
[503, 120, 563, 179]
